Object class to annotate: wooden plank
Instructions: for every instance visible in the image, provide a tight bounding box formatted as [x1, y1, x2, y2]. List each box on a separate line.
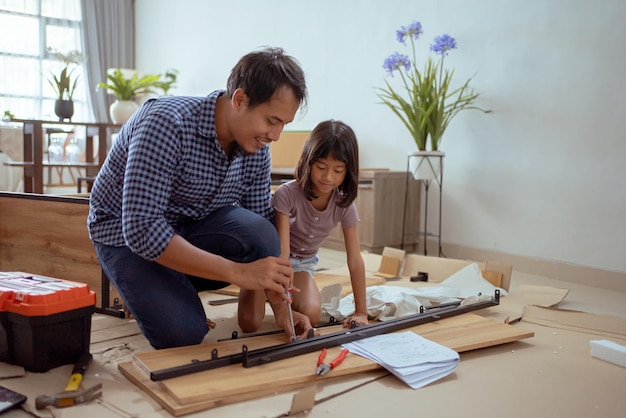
[481, 271, 503, 288]
[0, 194, 101, 303]
[119, 360, 386, 417]
[119, 313, 534, 415]
[0, 193, 122, 310]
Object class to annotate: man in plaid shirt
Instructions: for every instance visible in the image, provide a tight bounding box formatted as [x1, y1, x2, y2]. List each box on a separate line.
[88, 47, 310, 349]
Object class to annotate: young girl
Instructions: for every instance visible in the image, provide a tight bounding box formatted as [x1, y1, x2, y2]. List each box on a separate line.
[238, 120, 368, 337]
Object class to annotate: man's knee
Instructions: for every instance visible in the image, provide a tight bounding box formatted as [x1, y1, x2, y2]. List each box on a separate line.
[146, 318, 209, 349]
[186, 208, 280, 259]
[253, 217, 280, 255]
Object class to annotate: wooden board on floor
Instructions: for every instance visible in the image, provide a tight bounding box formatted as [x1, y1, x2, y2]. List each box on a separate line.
[119, 313, 534, 416]
[213, 273, 386, 297]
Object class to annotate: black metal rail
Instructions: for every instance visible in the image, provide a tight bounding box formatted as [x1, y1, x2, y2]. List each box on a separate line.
[150, 290, 499, 381]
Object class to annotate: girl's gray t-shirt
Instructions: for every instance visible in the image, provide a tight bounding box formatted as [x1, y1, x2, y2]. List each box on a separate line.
[271, 180, 359, 259]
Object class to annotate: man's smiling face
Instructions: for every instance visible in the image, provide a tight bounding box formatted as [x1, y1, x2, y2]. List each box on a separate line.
[229, 85, 300, 155]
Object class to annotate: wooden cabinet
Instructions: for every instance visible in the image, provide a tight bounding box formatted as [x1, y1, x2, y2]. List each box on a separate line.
[0, 192, 122, 315]
[322, 170, 421, 254]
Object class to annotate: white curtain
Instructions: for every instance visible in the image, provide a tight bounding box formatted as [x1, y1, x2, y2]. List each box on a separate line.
[81, 0, 135, 123]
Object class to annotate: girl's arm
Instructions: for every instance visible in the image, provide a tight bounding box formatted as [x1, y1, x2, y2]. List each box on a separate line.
[342, 225, 368, 327]
[275, 211, 292, 261]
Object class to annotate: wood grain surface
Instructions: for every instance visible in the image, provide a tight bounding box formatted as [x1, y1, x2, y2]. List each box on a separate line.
[0, 194, 106, 306]
[119, 313, 534, 416]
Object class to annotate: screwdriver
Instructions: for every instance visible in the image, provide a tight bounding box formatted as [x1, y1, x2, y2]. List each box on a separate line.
[286, 288, 297, 341]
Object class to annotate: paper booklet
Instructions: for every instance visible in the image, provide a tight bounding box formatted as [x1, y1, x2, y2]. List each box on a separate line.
[343, 331, 459, 389]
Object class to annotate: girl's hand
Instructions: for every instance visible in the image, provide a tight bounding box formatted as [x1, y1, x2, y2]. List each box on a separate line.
[343, 312, 368, 328]
[272, 303, 316, 340]
[292, 310, 319, 340]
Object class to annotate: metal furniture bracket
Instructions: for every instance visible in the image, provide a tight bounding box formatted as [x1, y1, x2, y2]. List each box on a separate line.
[150, 290, 499, 381]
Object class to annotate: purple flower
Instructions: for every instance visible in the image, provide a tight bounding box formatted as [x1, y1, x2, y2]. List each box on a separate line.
[396, 21, 423, 45]
[430, 34, 457, 55]
[383, 52, 411, 76]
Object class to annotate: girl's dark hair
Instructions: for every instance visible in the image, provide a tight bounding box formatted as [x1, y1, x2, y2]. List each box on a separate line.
[226, 46, 307, 109]
[295, 120, 359, 207]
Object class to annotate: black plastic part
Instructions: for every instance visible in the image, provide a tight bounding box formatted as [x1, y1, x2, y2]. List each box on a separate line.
[0, 305, 94, 372]
[410, 272, 429, 282]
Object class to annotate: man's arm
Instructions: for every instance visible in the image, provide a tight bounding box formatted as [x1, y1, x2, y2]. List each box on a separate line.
[157, 235, 291, 299]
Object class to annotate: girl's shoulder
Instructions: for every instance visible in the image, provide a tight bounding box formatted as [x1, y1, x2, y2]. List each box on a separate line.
[274, 179, 300, 195]
[273, 179, 305, 203]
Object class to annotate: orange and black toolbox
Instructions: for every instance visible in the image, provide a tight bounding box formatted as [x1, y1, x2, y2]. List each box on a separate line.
[0, 272, 96, 372]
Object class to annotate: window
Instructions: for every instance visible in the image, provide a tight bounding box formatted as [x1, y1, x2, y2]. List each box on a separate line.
[0, 0, 89, 121]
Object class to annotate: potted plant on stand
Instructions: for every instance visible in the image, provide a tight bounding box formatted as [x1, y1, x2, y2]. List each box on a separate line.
[377, 21, 489, 256]
[47, 48, 84, 122]
[96, 69, 160, 124]
[376, 20, 489, 181]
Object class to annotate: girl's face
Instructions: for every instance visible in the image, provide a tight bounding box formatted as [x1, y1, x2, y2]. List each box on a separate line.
[310, 156, 347, 197]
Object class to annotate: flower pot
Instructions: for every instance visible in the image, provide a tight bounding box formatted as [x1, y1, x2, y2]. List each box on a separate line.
[54, 99, 74, 122]
[110, 99, 139, 124]
[407, 150, 445, 181]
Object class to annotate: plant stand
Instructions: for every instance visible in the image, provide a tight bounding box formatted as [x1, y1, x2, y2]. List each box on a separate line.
[402, 151, 444, 256]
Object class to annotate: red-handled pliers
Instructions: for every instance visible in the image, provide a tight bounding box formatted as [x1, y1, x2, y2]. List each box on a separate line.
[316, 348, 349, 376]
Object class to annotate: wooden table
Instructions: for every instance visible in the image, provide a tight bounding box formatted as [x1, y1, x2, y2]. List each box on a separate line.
[2, 119, 120, 193]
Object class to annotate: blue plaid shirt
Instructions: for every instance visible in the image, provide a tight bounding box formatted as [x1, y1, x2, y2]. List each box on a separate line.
[88, 90, 273, 261]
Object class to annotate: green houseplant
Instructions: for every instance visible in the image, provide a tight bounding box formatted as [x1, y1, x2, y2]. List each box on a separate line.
[96, 69, 161, 124]
[376, 21, 488, 151]
[154, 68, 179, 96]
[96, 68, 161, 101]
[3, 110, 15, 121]
[47, 48, 84, 101]
[47, 48, 84, 121]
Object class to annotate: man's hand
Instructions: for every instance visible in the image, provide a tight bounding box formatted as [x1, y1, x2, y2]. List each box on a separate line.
[156, 237, 293, 300]
[234, 257, 293, 301]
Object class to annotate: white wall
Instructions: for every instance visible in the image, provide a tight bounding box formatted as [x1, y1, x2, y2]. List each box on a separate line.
[135, 0, 626, 274]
